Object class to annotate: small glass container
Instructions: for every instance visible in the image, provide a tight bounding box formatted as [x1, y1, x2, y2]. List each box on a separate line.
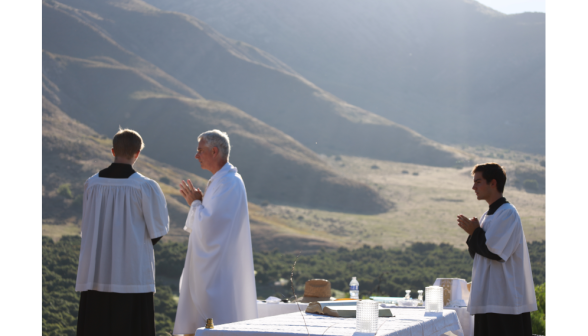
[356, 300, 379, 333]
[425, 286, 443, 312]
[417, 290, 424, 306]
[404, 290, 411, 300]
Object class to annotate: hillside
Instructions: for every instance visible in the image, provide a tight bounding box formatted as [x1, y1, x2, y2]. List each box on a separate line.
[42, 96, 344, 252]
[42, 0, 544, 253]
[146, 0, 545, 154]
[43, 0, 469, 168]
[42, 0, 401, 215]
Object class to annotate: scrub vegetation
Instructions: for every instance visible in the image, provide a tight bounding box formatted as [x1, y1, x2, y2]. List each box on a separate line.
[42, 236, 177, 336]
[43, 236, 545, 335]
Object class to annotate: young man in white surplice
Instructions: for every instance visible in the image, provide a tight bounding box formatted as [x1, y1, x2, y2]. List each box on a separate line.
[75, 128, 170, 336]
[173, 129, 258, 335]
[456, 163, 537, 336]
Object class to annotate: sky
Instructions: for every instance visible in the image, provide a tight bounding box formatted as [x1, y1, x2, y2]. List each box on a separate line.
[476, 0, 545, 14]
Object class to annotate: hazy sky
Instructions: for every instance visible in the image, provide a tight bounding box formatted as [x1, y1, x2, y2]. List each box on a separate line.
[476, 0, 545, 14]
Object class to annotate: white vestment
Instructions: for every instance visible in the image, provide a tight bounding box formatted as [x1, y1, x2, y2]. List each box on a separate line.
[76, 173, 170, 293]
[467, 203, 537, 315]
[173, 163, 258, 334]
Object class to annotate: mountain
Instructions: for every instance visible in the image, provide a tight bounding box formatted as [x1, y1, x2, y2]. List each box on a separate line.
[43, 96, 342, 252]
[145, 0, 545, 154]
[44, 0, 469, 168]
[42, 0, 408, 214]
[42, 95, 207, 231]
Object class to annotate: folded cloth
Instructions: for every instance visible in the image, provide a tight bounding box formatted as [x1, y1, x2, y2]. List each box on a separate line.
[265, 296, 282, 304]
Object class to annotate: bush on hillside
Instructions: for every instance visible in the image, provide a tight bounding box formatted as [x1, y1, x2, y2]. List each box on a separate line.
[531, 283, 546, 335]
[57, 183, 73, 199]
[42, 236, 177, 336]
[43, 237, 545, 334]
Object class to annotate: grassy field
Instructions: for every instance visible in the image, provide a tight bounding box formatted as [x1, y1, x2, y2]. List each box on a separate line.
[253, 149, 545, 251]
[42, 145, 545, 252]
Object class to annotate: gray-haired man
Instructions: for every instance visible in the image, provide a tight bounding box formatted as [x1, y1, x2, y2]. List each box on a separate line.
[173, 130, 258, 335]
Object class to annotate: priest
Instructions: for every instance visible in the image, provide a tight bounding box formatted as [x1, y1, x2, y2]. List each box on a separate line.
[173, 130, 258, 335]
[76, 128, 170, 336]
[457, 163, 537, 336]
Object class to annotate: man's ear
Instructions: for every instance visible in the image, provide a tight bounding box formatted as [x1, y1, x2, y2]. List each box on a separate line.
[212, 146, 219, 157]
[490, 179, 497, 189]
[134, 151, 141, 160]
[111, 148, 116, 157]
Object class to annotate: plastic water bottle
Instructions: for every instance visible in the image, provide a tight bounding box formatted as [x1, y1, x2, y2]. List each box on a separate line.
[349, 277, 359, 299]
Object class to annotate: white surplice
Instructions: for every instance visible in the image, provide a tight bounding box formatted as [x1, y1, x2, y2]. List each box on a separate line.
[467, 203, 537, 315]
[173, 163, 258, 334]
[75, 173, 170, 293]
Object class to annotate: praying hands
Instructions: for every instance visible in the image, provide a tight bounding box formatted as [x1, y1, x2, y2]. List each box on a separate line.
[457, 214, 480, 235]
[179, 179, 203, 206]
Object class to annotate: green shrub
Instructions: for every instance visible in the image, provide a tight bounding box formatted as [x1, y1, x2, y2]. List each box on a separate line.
[43, 237, 545, 333]
[43, 236, 179, 335]
[531, 282, 546, 335]
[57, 183, 73, 199]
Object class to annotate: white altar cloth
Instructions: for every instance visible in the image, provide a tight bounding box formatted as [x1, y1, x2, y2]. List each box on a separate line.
[195, 308, 462, 336]
[257, 301, 309, 318]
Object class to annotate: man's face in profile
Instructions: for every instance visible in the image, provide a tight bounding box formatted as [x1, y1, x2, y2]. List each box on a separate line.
[472, 172, 492, 201]
[195, 139, 214, 172]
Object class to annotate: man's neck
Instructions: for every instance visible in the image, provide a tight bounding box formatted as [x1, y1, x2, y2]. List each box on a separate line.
[485, 193, 503, 206]
[208, 160, 228, 175]
[113, 157, 135, 165]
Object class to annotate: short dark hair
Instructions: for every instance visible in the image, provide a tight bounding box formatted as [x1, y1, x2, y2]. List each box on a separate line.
[113, 128, 144, 159]
[472, 163, 507, 193]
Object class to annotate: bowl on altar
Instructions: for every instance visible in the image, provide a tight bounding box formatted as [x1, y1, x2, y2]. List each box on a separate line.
[397, 299, 419, 307]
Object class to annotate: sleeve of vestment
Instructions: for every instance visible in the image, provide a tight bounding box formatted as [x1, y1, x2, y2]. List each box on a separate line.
[184, 179, 243, 244]
[141, 180, 170, 239]
[466, 228, 503, 261]
[483, 207, 521, 262]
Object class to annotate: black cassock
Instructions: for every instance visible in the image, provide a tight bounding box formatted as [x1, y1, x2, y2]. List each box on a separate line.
[76, 163, 161, 336]
[466, 197, 533, 336]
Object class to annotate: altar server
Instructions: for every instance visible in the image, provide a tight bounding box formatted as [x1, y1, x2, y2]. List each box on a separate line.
[76, 128, 169, 336]
[173, 130, 258, 335]
[457, 163, 537, 336]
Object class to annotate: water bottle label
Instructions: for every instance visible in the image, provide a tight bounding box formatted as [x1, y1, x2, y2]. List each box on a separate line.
[350, 285, 358, 290]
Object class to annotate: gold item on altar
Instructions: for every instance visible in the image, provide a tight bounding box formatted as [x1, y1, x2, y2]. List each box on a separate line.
[440, 279, 453, 307]
[205, 318, 214, 329]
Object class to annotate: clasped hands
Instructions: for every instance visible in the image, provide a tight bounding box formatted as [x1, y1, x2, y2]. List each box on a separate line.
[179, 179, 203, 206]
[457, 214, 480, 235]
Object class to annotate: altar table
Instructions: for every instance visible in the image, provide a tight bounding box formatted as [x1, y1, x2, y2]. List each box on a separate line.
[257, 301, 310, 318]
[195, 307, 462, 336]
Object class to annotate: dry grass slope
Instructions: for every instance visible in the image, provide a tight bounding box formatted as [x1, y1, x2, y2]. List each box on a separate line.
[42, 96, 339, 252]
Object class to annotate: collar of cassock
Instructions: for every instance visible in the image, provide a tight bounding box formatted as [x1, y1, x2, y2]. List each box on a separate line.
[488, 196, 509, 215]
[99, 163, 136, 179]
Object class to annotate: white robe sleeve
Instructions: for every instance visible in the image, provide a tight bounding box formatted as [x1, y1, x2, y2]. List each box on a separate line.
[184, 181, 243, 244]
[484, 207, 522, 262]
[141, 179, 170, 238]
[184, 200, 202, 233]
